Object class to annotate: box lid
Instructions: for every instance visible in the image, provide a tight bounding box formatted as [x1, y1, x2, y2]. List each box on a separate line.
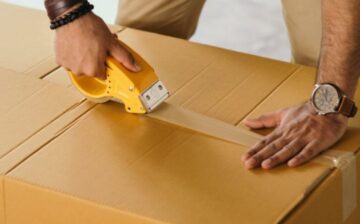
[0, 68, 84, 173]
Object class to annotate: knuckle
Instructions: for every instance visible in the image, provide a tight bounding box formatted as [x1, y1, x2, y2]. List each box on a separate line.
[283, 146, 294, 155]
[270, 156, 279, 163]
[247, 149, 258, 156]
[72, 68, 82, 76]
[253, 154, 262, 162]
[270, 143, 279, 151]
[85, 68, 96, 76]
[305, 149, 315, 158]
[296, 155, 305, 162]
[259, 139, 267, 145]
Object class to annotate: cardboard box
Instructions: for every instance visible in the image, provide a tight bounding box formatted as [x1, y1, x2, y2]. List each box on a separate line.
[2, 29, 360, 224]
[4, 103, 333, 224]
[0, 2, 123, 78]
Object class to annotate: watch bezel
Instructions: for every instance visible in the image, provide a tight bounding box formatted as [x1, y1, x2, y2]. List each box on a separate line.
[311, 83, 342, 115]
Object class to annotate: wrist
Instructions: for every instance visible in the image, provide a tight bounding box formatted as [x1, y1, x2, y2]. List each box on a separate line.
[48, 1, 94, 30]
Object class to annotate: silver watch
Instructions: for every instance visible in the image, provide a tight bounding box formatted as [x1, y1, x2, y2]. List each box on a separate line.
[310, 83, 357, 117]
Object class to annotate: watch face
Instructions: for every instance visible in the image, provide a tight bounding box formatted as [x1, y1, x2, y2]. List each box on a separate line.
[312, 84, 341, 114]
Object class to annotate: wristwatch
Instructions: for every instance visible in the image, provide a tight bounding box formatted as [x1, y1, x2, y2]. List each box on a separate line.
[311, 83, 357, 117]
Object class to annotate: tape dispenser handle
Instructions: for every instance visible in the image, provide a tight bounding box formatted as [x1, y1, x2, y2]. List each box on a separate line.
[67, 66, 112, 103]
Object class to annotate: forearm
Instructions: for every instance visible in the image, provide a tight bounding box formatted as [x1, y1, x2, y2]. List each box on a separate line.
[318, 0, 360, 97]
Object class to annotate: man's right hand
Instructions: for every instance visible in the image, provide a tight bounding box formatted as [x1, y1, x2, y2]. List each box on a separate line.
[54, 12, 141, 79]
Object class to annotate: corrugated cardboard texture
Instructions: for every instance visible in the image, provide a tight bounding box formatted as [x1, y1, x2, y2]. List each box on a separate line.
[0, 2, 123, 78]
[6, 103, 331, 224]
[242, 66, 360, 223]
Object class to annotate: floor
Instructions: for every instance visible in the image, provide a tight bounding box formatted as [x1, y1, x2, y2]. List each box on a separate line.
[1, 0, 291, 62]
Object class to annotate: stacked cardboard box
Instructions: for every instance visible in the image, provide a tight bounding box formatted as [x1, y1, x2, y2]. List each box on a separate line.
[1, 3, 359, 224]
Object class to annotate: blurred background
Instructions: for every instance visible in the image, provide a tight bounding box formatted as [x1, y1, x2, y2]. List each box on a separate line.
[1, 0, 291, 61]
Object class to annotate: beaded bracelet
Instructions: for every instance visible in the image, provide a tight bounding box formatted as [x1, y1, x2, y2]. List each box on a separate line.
[50, 1, 94, 30]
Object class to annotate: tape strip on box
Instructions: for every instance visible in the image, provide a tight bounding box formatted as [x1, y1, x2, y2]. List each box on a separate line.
[147, 102, 263, 147]
[314, 150, 358, 222]
[149, 103, 357, 223]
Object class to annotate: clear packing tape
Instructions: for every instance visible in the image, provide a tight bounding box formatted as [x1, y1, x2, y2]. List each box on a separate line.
[314, 150, 357, 222]
[148, 102, 358, 222]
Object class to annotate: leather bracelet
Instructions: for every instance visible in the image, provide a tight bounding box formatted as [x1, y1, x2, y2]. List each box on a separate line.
[45, 0, 83, 20]
[50, 1, 94, 30]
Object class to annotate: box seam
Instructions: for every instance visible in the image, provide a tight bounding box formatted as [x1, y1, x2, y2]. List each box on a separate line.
[4, 100, 96, 176]
[234, 65, 303, 126]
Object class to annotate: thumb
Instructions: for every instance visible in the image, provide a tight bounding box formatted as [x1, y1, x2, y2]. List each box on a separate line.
[110, 43, 141, 72]
[243, 111, 281, 129]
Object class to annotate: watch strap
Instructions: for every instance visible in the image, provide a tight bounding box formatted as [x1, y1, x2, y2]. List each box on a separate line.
[338, 96, 358, 117]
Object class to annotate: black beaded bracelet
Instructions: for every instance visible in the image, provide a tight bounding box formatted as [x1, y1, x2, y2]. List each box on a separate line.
[50, 1, 94, 30]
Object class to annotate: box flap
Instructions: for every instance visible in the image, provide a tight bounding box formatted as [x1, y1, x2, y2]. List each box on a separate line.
[0, 69, 84, 170]
[116, 28, 299, 124]
[6, 103, 332, 224]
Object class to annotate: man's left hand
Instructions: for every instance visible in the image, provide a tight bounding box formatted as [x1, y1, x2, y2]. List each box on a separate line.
[241, 102, 348, 169]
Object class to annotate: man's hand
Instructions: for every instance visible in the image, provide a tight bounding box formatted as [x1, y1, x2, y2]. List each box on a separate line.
[55, 12, 141, 79]
[241, 103, 348, 169]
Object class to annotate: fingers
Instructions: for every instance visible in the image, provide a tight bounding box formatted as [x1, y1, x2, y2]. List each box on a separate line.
[110, 41, 141, 73]
[241, 131, 281, 162]
[96, 61, 107, 80]
[71, 61, 107, 80]
[261, 139, 306, 169]
[243, 111, 281, 129]
[244, 137, 289, 169]
[288, 142, 319, 167]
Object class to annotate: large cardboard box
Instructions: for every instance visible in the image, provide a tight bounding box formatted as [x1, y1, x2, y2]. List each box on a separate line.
[0, 2, 123, 78]
[1, 5, 360, 224]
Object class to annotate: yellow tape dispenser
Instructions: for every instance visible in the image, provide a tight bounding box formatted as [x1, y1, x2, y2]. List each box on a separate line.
[68, 42, 169, 114]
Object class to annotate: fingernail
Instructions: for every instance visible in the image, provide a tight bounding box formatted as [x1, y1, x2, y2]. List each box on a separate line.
[262, 159, 272, 169]
[134, 61, 141, 72]
[245, 158, 257, 169]
[241, 154, 250, 162]
[288, 159, 297, 167]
